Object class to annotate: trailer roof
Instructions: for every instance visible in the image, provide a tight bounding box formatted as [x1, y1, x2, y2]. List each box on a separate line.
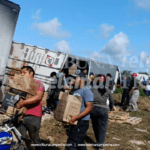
[68, 54, 118, 77]
[0, 0, 20, 11]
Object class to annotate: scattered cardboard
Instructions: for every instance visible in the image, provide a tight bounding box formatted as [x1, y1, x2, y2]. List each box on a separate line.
[108, 111, 142, 125]
[109, 116, 142, 125]
[113, 106, 120, 111]
[112, 137, 121, 141]
[134, 128, 148, 133]
[109, 111, 129, 120]
[129, 140, 150, 145]
[54, 92, 82, 125]
[124, 117, 142, 125]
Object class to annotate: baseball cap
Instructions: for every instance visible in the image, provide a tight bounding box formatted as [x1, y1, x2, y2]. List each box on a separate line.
[132, 73, 137, 77]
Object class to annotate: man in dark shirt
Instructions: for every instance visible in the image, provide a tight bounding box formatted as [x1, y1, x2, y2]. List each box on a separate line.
[120, 76, 130, 107]
[91, 74, 114, 149]
[106, 73, 115, 92]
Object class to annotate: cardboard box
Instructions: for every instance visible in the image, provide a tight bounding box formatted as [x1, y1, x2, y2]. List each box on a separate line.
[54, 92, 82, 125]
[9, 74, 39, 95]
[2, 90, 27, 116]
[68, 64, 77, 75]
[6, 106, 27, 117]
[2, 74, 39, 115]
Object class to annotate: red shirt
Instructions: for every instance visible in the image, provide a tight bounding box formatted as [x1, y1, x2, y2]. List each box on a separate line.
[25, 79, 45, 117]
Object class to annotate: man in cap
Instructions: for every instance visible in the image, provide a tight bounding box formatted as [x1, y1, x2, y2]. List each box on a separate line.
[90, 74, 114, 150]
[126, 73, 140, 112]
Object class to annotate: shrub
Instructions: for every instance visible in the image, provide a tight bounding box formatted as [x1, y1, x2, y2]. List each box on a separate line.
[139, 88, 147, 97]
[114, 87, 123, 94]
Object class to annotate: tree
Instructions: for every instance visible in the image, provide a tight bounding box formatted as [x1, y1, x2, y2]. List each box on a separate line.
[121, 70, 131, 75]
[138, 72, 149, 75]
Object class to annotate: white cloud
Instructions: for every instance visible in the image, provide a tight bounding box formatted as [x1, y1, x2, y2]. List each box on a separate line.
[33, 18, 71, 38]
[100, 24, 115, 39]
[89, 51, 105, 61]
[126, 19, 150, 26]
[55, 40, 71, 54]
[102, 32, 130, 58]
[32, 9, 41, 20]
[135, 0, 150, 10]
[138, 52, 150, 68]
[87, 29, 94, 33]
[139, 51, 147, 63]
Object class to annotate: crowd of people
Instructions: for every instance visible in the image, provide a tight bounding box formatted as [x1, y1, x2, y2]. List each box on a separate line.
[1, 65, 147, 150]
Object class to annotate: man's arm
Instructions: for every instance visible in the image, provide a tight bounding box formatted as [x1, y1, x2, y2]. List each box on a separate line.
[69, 102, 93, 125]
[16, 91, 44, 108]
[109, 91, 114, 110]
[129, 87, 135, 95]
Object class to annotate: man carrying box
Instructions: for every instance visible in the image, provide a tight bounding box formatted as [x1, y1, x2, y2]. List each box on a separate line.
[16, 66, 45, 149]
[65, 72, 93, 150]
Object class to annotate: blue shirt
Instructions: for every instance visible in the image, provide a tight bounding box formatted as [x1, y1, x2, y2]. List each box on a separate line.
[73, 87, 93, 120]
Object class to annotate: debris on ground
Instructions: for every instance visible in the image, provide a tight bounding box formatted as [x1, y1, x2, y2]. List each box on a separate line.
[41, 114, 54, 123]
[134, 128, 148, 133]
[47, 136, 54, 142]
[0, 114, 10, 122]
[129, 140, 150, 145]
[112, 137, 121, 140]
[109, 111, 142, 125]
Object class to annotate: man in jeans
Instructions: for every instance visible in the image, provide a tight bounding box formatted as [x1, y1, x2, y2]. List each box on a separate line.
[65, 74, 93, 150]
[16, 66, 44, 150]
[90, 74, 114, 150]
[126, 73, 140, 112]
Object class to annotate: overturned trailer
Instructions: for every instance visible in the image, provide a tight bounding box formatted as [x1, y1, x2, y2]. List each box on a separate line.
[2, 41, 119, 97]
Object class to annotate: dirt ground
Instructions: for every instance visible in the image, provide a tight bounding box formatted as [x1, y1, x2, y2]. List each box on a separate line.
[0, 93, 150, 150]
[39, 94, 150, 150]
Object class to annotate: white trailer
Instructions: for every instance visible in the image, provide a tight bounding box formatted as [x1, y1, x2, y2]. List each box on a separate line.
[0, 0, 20, 77]
[137, 74, 149, 82]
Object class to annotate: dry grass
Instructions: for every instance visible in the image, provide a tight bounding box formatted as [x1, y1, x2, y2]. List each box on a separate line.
[1, 93, 150, 150]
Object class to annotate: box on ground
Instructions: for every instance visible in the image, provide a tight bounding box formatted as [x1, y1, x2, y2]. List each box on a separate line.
[54, 92, 82, 125]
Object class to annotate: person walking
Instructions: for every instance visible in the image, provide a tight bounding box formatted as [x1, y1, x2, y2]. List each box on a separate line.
[126, 73, 140, 112]
[90, 74, 114, 150]
[65, 73, 93, 150]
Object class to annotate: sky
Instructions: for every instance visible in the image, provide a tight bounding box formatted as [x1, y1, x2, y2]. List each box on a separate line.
[10, 0, 150, 74]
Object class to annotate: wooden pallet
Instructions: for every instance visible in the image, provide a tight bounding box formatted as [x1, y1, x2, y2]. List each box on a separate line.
[109, 112, 129, 120]
[109, 116, 142, 125]
[123, 117, 142, 125]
